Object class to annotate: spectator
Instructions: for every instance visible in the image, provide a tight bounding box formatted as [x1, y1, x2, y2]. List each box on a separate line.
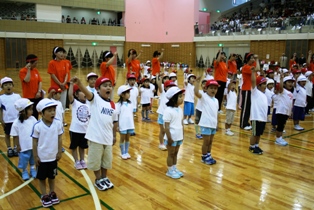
[81, 17, 86, 24]
[20, 14, 25, 21]
[73, 17, 78, 24]
[299, 53, 306, 66]
[26, 15, 30, 21]
[31, 15, 37, 21]
[61, 15, 65, 23]
[91, 18, 97, 25]
[11, 13, 17, 20]
[66, 15, 71, 23]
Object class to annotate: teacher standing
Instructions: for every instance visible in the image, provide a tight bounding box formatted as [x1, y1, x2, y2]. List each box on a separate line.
[214, 50, 228, 113]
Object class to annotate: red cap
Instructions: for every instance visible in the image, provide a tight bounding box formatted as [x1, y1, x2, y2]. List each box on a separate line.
[301, 68, 307, 74]
[48, 86, 62, 94]
[292, 69, 301, 74]
[206, 68, 213, 73]
[275, 83, 280, 90]
[266, 69, 274, 74]
[147, 67, 151, 72]
[73, 84, 80, 94]
[164, 80, 177, 88]
[95, 77, 112, 90]
[127, 74, 136, 79]
[141, 77, 149, 83]
[256, 76, 267, 85]
[228, 70, 233, 75]
[205, 79, 219, 87]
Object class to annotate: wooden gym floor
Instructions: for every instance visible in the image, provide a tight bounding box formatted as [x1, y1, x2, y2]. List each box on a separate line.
[0, 67, 313, 210]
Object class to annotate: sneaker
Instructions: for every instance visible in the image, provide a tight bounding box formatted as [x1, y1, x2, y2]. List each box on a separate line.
[255, 147, 263, 154]
[7, 148, 14, 158]
[188, 118, 194, 124]
[158, 144, 167, 151]
[80, 160, 87, 169]
[63, 123, 68, 127]
[204, 156, 217, 165]
[41, 194, 52, 208]
[154, 96, 159, 99]
[275, 138, 288, 146]
[271, 127, 276, 132]
[142, 118, 146, 121]
[283, 130, 286, 133]
[130, 132, 136, 136]
[61, 147, 65, 153]
[30, 167, 37, 178]
[94, 179, 108, 191]
[166, 169, 181, 179]
[175, 168, 184, 177]
[22, 170, 30, 181]
[196, 134, 203, 139]
[225, 130, 234, 136]
[243, 126, 252, 130]
[125, 153, 131, 159]
[183, 119, 188, 125]
[218, 110, 224, 114]
[249, 146, 262, 155]
[145, 117, 151, 121]
[121, 154, 128, 160]
[13, 148, 18, 156]
[75, 160, 83, 170]
[149, 111, 154, 114]
[101, 177, 114, 189]
[49, 191, 60, 205]
[294, 125, 304, 131]
[65, 108, 70, 112]
[305, 113, 311, 116]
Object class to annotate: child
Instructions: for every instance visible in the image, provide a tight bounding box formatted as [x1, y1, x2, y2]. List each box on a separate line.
[144, 60, 151, 76]
[71, 76, 117, 191]
[140, 78, 152, 121]
[194, 79, 219, 164]
[169, 72, 178, 85]
[163, 86, 185, 179]
[10, 98, 37, 180]
[149, 76, 156, 112]
[293, 75, 307, 131]
[204, 68, 214, 80]
[156, 76, 176, 150]
[48, 86, 65, 126]
[127, 74, 139, 120]
[0, 77, 21, 157]
[249, 69, 268, 155]
[265, 79, 275, 121]
[183, 74, 196, 125]
[32, 98, 63, 207]
[116, 85, 134, 159]
[195, 79, 207, 139]
[225, 81, 237, 136]
[274, 76, 294, 146]
[68, 83, 90, 169]
[305, 71, 313, 115]
[86, 72, 98, 93]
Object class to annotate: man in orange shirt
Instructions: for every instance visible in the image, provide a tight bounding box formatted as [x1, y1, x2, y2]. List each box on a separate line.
[63, 50, 72, 111]
[152, 49, 164, 76]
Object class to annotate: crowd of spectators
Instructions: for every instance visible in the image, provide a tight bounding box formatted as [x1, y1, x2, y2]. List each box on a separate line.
[61, 15, 118, 26]
[1, 12, 37, 21]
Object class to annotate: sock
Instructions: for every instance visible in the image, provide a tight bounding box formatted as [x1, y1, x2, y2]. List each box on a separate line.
[207, 152, 211, 157]
[255, 144, 259, 147]
[141, 110, 145, 118]
[146, 110, 149, 118]
[7, 146, 12, 149]
[172, 165, 176, 170]
[125, 142, 130, 154]
[250, 144, 255, 148]
[168, 166, 172, 171]
[194, 124, 200, 134]
[120, 143, 125, 155]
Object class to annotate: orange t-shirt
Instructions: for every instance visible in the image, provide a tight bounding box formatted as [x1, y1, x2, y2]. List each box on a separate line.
[241, 64, 258, 91]
[214, 60, 228, 82]
[19, 67, 42, 98]
[126, 59, 141, 81]
[47, 60, 68, 89]
[289, 60, 296, 69]
[64, 59, 72, 82]
[152, 57, 160, 76]
[100, 62, 116, 84]
[228, 60, 237, 74]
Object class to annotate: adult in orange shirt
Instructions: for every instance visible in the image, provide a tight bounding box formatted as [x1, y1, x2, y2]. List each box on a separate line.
[289, 54, 297, 70]
[152, 49, 164, 76]
[227, 53, 238, 80]
[126, 49, 142, 83]
[63, 50, 72, 110]
[240, 53, 260, 130]
[47, 46, 68, 109]
[100, 50, 117, 99]
[19, 54, 43, 119]
[214, 50, 228, 112]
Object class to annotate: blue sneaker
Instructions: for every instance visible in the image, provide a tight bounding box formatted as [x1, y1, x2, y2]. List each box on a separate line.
[201, 154, 217, 165]
[196, 134, 203, 139]
[30, 167, 37, 178]
[62, 147, 65, 153]
[22, 170, 30, 181]
[166, 169, 181, 179]
[174, 168, 184, 177]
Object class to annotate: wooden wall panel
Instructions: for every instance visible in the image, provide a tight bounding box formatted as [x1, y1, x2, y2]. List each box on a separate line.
[26, 39, 63, 69]
[250, 40, 286, 63]
[308, 40, 314, 51]
[0, 38, 5, 71]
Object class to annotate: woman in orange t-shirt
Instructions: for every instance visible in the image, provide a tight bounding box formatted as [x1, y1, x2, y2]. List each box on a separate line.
[19, 54, 43, 119]
[214, 50, 228, 112]
[152, 49, 164, 76]
[126, 49, 142, 83]
[47, 46, 68, 109]
[100, 50, 117, 99]
[289, 55, 297, 70]
[227, 53, 238, 79]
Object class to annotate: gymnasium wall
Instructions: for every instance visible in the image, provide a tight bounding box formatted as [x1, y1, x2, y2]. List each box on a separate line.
[250, 40, 286, 62]
[0, 39, 5, 70]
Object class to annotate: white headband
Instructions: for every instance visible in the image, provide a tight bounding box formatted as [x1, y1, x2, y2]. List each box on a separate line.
[105, 52, 111, 57]
[54, 47, 59, 53]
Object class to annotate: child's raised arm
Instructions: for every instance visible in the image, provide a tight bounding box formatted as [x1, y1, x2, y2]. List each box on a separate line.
[251, 66, 257, 89]
[194, 76, 202, 99]
[70, 77, 93, 101]
[68, 82, 74, 103]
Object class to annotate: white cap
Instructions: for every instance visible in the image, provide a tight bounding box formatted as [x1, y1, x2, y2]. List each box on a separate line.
[86, 72, 98, 80]
[151, 76, 156, 80]
[117, 85, 132, 96]
[36, 98, 57, 112]
[281, 68, 289, 74]
[283, 76, 295, 83]
[187, 74, 196, 80]
[303, 63, 307, 67]
[165, 86, 185, 100]
[146, 60, 151, 64]
[169, 72, 177, 78]
[266, 78, 274, 85]
[14, 98, 34, 112]
[1, 77, 13, 86]
[297, 75, 307, 82]
[305, 71, 313, 77]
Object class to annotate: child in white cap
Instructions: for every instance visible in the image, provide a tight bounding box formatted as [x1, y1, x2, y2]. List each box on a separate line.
[293, 75, 307, 131]
[183, 74, 196, 125]
[0, 77, 21, 157]
[10, 98, 37, 180]
[304, 71, 313, 115]
[86, 72, 98, 93]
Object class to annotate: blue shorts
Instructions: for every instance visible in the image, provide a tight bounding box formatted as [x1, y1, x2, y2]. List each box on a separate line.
[293, 106, 305, 121]
[120, 129, 135, 134]
[200, 127, 216, 135]
[164, 139, 183, 146]
[133, 108, 136, 113]
[157, 114, 163, 125]
[18, 150, 35, 170]
[184, 101, 194, 116]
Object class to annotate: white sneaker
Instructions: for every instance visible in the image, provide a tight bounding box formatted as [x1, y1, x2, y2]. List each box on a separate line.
[159, 144, 167, 151]
[125, 153, 131, 159]
[188, 118, 194, 124]
[121, 154, 128, 160]
[294, 125, 304, 131]
[283, 130, 286, 133]
[183, 119, 188, 125]
[275, 137, 288, 146]
[244, 126, 252, 130]
[218, 110, 224, 114]
[225, 130, 234, 136]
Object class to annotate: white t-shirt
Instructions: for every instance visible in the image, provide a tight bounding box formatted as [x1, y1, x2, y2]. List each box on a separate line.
[276, 89, 293, 116]
[274, 72, 280, 83]
[293, 84, 307, 107]
[265, 88, 274, 106]
[149, 83, 155, 98]
[250, 87, 268, 122]
[128, 84, 139, 109]
[86, 85, 96, 93]
[195, 90, 204, 111]
[143, 66, 150, 75]
[224, 78, 231, 96]
[140, 87, 151, 104]
[163, 107, 183, 141]
[205, 74, 214, 80]
[305, 80, 313, 97]
[115, 101, 135, 131]
[10, 116, 37, 152]
[0, 93, 21, 123]
[51, 99, 64, 122]
[198, 92, 218, 129]
[184, 83, 195, 103]
[69, 99, 90, 133]
[237, 74, 243, 88]
[226, 90, 237, 111]
[157, 89, 168, 115]
[272, 94, 279, 109]
[31, 118, 63, 162]
[85, 93, 116, 145]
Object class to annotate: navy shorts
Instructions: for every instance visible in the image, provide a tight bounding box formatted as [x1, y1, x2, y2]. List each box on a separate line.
[4, 123, 13, 135]
[293, 106, 305, 121]
[69, 131, 88, 149]
[36, 160, 58, 180]
[251, 121, 266, 137]
[271, 108, 277, 126]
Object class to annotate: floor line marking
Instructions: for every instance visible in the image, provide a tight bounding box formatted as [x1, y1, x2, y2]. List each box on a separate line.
[0, 178, 34, 200]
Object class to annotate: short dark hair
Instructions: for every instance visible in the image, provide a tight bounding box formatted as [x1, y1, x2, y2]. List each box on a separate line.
[166, 91, 182, 107]
[128, 49, 137, 57]
[25, 54, 38, 64]
[153, 51, 160, 57]
[103, 51, 113, 61]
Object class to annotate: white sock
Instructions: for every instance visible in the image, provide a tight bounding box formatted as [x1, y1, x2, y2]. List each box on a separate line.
[168, 166, 172, 171]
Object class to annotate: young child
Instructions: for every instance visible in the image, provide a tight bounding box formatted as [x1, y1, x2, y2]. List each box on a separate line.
[249, 69, 268, 155]
[194, 79, 219, 164]
[204, 68, 214, 80]
[169, 72, 178, 85]
[71, 76, 117, 191]
[265, 79, 275, 121]
[86, 72, 98, 93]
[149, 76, 156, 113]
[274, 75, 294, 146]
[293, 75, 307, 131]
[195, 79, 207, 139]
[68, 83, 90, 170]
[10, 98, 37, 180]
[32, 98, 63, 207]
[127, 74, 139, 120]
[116, 85, 134, 159]
[305, 71, 313, 115]
[225, 80, 237, 136]
[0, 77, 21, 157]
[163, 86, 185, 179]
[183, 74, 196, 125]
[140, 78, 152, 121]
[48, 86, 65, 126]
